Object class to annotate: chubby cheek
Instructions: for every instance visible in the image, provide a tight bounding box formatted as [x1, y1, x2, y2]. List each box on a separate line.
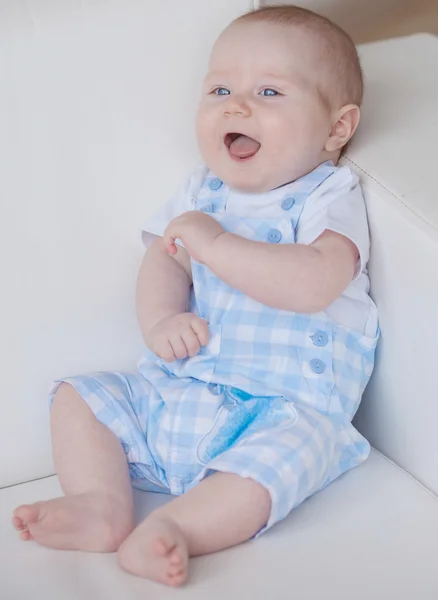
[196, 110, 219, 161]
[274, 114, 324, 158]
[195, 112, 207, 150]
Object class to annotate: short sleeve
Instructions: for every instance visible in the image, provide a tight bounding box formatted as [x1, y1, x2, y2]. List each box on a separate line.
[296, 166, 370, 277]
[141, 165, 208, 248]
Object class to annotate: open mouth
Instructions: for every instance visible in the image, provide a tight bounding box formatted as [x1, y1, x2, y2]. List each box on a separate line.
[224, 133, 261, 160]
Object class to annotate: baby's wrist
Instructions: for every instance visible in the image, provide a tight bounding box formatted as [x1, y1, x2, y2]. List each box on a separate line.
[144, 314, 174, 345]
[204, 231, 229, 267]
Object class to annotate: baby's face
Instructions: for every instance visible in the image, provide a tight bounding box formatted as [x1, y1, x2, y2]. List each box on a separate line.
[196, 22, 335, 193]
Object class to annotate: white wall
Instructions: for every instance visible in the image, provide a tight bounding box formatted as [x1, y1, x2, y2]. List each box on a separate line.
[259, 0, 438, 42]
[0, 0, 252, 487]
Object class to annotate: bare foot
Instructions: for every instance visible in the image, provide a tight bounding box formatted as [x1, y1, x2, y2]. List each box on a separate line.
[12, 493, 133, 552]
[117, 516, 188, 587]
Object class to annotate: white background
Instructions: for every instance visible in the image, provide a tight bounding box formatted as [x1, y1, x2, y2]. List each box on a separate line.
[0, 0, 253, 487]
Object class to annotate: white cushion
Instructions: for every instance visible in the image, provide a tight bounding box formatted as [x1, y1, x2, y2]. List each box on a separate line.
[2, 450, 438, 598]
[346, 34, 438, 496]
[0, 0, 249, 488]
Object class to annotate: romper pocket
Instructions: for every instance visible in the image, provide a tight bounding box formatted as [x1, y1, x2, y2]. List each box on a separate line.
[296, 320, 335, 414]
[332, 326, 379, 416]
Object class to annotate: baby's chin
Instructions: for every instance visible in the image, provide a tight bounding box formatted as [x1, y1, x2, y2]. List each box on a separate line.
[217, 170, 295, 195]
[202, 150, 307, 193]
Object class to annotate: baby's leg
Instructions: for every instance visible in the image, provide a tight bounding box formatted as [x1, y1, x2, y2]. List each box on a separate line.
[117, 472, 271, 587]
[12, 383, 134, 552]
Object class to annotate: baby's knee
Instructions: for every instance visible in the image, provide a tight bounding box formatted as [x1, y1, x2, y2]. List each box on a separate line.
[53, 381, 75, 398]
[50, 382, 92, 426]
[52, 382, 82, 408]
[217, 472, 272, 525]
[247, 479, 272, 525]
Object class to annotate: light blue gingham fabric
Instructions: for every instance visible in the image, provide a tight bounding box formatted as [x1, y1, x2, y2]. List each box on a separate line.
[50, 162, 379, 534]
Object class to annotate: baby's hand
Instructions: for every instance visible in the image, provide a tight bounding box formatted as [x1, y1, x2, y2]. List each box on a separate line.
[163, 211, 226, 264]
[147, 313, 209, 362]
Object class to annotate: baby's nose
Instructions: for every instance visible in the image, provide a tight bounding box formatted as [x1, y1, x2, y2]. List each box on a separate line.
[223, 95, 251, 117]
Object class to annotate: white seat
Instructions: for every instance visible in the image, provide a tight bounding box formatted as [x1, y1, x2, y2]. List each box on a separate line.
[2, 451, 438, 599]
[1, 1, 438, 597]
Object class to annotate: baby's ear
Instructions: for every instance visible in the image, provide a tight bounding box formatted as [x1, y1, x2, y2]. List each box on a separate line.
[324, 104, 360, 152]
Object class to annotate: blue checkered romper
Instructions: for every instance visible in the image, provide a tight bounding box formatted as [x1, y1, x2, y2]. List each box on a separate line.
[50, 162, 379, 534]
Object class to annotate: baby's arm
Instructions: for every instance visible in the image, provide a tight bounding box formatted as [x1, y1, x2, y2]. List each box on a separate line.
[206, 230, 357, 312]
[136, 238, 208, 360]
[163, 211, 357, 313]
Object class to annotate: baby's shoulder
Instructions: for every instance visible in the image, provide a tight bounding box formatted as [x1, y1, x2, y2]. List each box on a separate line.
[302, 164, 364, 216]
[184, 164, 210, 201]
[314, 164, 360, 198]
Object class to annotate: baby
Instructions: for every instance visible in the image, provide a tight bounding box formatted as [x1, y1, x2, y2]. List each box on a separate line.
[12, 5, 378, 588]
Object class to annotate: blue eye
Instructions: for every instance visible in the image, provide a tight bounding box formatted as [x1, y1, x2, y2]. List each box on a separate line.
[213, 87, 230, 96]
[260, 88, 278, 97]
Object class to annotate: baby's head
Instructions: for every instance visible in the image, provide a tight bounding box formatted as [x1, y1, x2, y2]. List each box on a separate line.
[196, 5, 363, 193]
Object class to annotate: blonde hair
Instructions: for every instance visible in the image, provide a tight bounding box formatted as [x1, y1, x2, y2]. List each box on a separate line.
[234, 5, 363, 108]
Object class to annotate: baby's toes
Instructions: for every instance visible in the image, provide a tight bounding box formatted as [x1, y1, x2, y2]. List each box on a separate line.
[19, 529, 33, 541]
[167, 570, 187, 587]
[169, 548, 183, 566]
[12, 516, 25, 531]
[154, 538, 170, 557]
[13, 504, 40, 526]
[168, 560, 184, 576]
[167, 546, 187, 584]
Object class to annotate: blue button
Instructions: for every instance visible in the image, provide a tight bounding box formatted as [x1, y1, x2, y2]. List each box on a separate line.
[208, 383, 221, 396]
[309, 359, 326, 374]
[281, 197, 295, 211]
[311, 331, 329, 347]
[267, 228, 282, 243]
[208, 178, 223, 191]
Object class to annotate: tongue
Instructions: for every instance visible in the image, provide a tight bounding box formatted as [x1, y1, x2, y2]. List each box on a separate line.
[229, 135, 261, 159]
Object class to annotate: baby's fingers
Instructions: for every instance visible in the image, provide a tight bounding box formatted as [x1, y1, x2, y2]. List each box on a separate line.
[190, 317, 210, 347]
[164, 237, 178, 255]
[163, 223, 179, 255]
[155, 341, 176, 363]
[169, 335, 189, 360]
[181, 327, 201, 358]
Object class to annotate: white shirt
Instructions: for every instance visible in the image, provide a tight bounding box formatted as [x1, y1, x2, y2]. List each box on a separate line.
[142, 164, 378, 338]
